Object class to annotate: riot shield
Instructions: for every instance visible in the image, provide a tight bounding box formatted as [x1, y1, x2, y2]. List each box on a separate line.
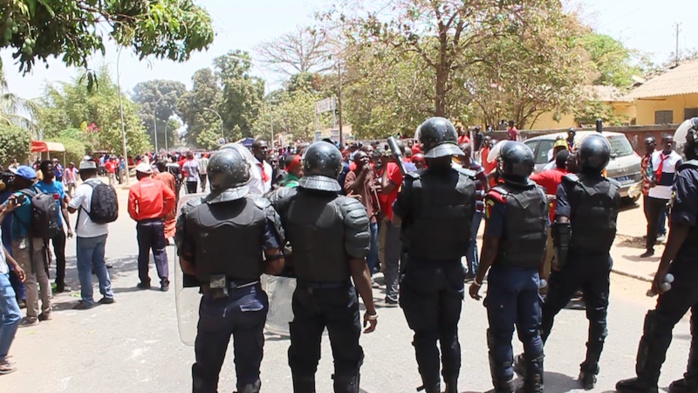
[175, 193, 206, 346]
[262, 274, 296, 337]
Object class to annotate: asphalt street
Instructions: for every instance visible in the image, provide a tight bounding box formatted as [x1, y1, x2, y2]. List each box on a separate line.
[2, 188, 691, 393]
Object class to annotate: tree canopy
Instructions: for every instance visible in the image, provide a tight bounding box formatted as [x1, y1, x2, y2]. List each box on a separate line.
[0, 0, 214, 77]
[132, 79, 186, 150]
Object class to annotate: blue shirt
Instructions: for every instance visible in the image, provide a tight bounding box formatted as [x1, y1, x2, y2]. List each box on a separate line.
[34, 180, 66, 228]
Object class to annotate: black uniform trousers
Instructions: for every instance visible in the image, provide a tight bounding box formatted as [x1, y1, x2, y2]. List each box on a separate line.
[541, 253, 611, 373]
[400, 258, 465, 388]
[636, 258, 698, 384]
[288, 282, 364, 385]
[193, 283, 268, 393]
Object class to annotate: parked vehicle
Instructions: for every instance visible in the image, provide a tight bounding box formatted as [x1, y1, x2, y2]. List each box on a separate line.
[524, 131, 642, 202]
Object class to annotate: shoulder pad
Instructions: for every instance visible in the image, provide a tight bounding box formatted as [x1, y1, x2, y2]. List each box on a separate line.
[264, 186, 295, 207]
[606, 177, 621, 188]
[679, 160, 698, 170]
[454, 167, 477, 179]
[562, 174, 580, 184]
[337, 196, 370, 223]
[406, 172, 420, 181]
[180, 196, 204, 217]
[487, 187, 508, 203]
[254, 196, 271, 210]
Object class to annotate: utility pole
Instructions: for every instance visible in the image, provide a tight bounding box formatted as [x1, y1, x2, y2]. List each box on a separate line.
[337, 62, 344, 147]
[116, 46, 130, 185]
[675, 22, 681, 66]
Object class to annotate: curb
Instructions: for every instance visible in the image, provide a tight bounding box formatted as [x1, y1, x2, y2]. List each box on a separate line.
[611, 268, 652, 283]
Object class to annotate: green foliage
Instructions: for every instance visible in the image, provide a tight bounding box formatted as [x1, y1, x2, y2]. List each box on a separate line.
[132, 79, 186, 150]
[177, 50, 265, 148]
[580, 32, 639, 88]
[36, 67, 151, 157]
[0, 0, 214, 75]
[573, 100, 627, 127]
[51, 134, 86, 166]
[0, 124, 30, 167]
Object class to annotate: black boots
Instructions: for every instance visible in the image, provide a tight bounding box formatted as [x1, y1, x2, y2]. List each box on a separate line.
[443, 375, 458, 393]
[333, 374, 360, 393]
[579, 354, 601, 390]
[235, 380, 261, 393]
[616, 311, 673, 393]
[515, 356, 544, 393]
[292, 375, 316, 393]
[669, 320, 698, 393]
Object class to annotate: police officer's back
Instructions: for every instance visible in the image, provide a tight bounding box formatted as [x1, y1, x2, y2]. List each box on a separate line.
[176, 146, 285, 393]
[616, 118, 698, 393]
[540, 134, 620, 390]
[270, 141, 377, 393]
[469, 141, 548, 393]
[393, 117, 476, 393]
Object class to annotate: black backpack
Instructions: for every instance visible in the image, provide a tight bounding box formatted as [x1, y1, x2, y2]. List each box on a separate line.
[16, 188, 62, 240]
[83, 181, 119, 224]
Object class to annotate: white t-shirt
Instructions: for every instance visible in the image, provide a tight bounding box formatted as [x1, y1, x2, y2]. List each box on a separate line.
[249, 159, 272, 196]
[68, 178, 109, 238]
[648, 150, 682, 200]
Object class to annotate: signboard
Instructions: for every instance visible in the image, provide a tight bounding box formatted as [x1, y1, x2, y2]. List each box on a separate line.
[315, 97, 336, 114]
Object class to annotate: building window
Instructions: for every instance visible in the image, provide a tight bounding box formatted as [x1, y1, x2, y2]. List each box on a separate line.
[655, 110, 673, 124]
[685, 108, 698, 120]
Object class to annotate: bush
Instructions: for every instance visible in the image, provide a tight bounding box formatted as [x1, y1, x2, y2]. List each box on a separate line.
[51, 135, 86, 166]
[0, 124, 31, 167]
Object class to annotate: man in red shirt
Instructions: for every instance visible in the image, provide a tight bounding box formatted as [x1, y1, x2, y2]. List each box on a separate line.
[376, 152, 403, 305]
[530, 150, 569, 278]
[104, 157, 117, 186]
[507, 120, 519, 141]
[128, 163, 176, 291]
[456, 124, 470, 145]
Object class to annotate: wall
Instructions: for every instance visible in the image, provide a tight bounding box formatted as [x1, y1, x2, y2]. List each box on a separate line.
[525, 111, 576, 130]
[634, 93, 698, 125]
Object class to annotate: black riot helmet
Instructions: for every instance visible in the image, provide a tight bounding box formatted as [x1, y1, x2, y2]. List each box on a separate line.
[416, 117, 465, 159]
[497, 141, 535, 185]
[578, 134, 611, 174]
[299, 141, 343, 192]
[207, 147, 251, 200]
[682, 117, 698, 160]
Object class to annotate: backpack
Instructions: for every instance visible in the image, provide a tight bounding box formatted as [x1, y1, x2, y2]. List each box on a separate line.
[83, 180, 119, 224]
[17, 188, 62, 240]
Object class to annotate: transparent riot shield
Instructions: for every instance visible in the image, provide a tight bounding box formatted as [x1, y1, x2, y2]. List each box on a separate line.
[175, 193, 206, 346]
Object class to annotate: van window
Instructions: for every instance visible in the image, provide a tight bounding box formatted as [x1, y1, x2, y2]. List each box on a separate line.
[607, 135, 634, 157]
[535, 140, 554, 164]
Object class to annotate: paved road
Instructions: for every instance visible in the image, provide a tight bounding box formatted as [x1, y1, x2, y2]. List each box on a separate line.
[3, 190, 691, 393]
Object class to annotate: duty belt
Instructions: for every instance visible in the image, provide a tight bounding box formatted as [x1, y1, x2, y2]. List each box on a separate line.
[296, 279, 351, 289]
[201, 280, 259, 296]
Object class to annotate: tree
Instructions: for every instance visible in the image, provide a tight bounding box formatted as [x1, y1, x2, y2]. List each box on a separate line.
[328, 0, 568, 118]
[37, 67, 151, 156]
[177, 68, 222, 147]
[0, 124, 31, 166]
[573, 100, 627, 127]
[466, 19, 589, 128]
[580, 32, 640, 88]
[0, 65, 39, 135]
[0, 0, 214, 77]
[256, 27, 331, 75]
[132, 80, 187, 150]
[215, 51, 265, 139]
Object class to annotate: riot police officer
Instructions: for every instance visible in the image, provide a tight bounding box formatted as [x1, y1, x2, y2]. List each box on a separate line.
[393, 117, 476, 393]
[176, 146, 285, 393]
[269, 141, 378, 393]
[616, 118, 698, 393]
[533, 134, 620, 390]
[469, 142, 547, 393]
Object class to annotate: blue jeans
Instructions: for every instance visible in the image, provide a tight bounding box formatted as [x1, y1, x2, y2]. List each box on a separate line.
[466, 211, 483, 275]
[77, 235, 113, 305]
[0, 273, 21, 361]
[367, 222, 378, 274]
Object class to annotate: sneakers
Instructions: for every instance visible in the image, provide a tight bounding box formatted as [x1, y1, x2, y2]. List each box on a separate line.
[73, 301, 95, 310]
[53, 282, 71, 294]
[137, 282, 151, 290]
[98, 297, 115, 305]
[160, 284, 170, 292]
[640, 250, 655, 258]
[0, 359, 16, 375]
[657, 234, 667, 243]
[19, 317, 38, 327]
[384, 297, 398, 307]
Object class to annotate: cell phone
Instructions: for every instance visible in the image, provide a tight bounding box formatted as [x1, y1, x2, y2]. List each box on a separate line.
[13, 194, 26, 205]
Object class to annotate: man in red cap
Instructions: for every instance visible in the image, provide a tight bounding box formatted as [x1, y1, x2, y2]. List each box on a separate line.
[282, 155, 302, 188]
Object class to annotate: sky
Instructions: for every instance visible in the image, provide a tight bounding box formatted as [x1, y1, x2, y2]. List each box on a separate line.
[1, 0, 696, 100]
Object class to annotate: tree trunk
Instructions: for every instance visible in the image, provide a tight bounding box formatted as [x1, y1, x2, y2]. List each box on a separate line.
[434, 65, 448, 117]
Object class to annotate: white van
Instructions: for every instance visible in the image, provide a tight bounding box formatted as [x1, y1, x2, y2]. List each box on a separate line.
[524, 131, 642, 202]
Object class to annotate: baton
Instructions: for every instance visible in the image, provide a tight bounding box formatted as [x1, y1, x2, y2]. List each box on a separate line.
[387, 136, 408, 176]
